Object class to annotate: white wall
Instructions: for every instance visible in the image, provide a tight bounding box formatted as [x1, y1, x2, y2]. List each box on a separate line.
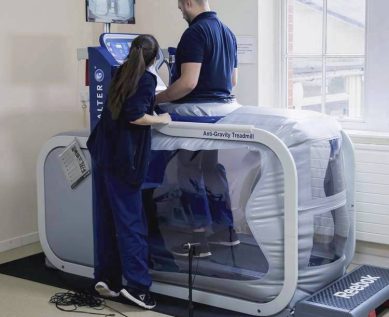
[0, 0, 102, 250]
[258, 0, 279, 107]
[0, 0, 259, 251]
[329, 0, 389, 132]
[362, 0, 389, 132]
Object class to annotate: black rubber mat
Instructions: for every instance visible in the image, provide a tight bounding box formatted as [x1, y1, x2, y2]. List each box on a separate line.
[0, 252, 253, 317]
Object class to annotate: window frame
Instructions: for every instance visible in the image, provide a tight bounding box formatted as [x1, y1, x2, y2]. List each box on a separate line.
[280, 0, 368, 123]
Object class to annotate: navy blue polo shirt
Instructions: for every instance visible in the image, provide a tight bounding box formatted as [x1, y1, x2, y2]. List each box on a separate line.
[172, 11, 238, 103]
[87, 70, 156, 186]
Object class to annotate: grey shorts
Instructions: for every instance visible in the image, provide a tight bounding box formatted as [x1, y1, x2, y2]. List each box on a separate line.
[158, 101, 241, 117]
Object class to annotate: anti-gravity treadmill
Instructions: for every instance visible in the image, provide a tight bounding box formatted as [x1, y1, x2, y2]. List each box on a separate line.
[38, 103, 359, 316]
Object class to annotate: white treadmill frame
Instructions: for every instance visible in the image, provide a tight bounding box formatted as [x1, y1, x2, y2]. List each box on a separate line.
[36, 121, 354, 316]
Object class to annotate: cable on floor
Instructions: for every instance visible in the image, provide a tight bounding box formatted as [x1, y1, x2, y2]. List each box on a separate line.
[49, 290, 128, 317]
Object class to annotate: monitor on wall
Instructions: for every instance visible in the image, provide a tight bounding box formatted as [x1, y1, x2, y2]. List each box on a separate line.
[86, 0, 135, 24]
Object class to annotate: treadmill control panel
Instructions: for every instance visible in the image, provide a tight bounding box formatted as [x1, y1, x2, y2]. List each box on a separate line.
[100, 33, 137, 64]
[99, 33, 166, 92]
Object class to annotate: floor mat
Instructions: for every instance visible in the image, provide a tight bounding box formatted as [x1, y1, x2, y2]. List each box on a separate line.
[0, 253, 253, 317]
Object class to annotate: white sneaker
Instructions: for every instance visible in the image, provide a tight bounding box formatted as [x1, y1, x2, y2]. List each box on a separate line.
[95, 281, 120, 298]
[120, 288, 156, 310]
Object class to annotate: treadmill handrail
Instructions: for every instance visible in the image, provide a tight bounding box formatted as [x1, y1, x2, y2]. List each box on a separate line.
[155, 121, 298, 316]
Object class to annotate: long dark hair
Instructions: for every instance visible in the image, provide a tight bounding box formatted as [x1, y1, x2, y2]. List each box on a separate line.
[107, 34, 160, 120]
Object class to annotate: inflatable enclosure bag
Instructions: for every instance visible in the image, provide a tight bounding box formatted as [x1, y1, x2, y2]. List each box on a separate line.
[148, 106, 354, 306]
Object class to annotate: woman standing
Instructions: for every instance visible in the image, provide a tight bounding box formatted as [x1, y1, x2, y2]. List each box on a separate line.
[87, 34, 170, 310]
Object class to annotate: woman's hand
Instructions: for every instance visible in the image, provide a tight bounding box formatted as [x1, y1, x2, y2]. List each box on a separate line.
[131, 113, 171, 126]
[158, 113, 171, 124]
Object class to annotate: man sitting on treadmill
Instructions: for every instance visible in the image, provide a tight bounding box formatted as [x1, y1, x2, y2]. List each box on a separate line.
[156, 0, 240, 257]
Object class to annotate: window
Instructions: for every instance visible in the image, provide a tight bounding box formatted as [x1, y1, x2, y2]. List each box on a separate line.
[282, 0, 366, 119]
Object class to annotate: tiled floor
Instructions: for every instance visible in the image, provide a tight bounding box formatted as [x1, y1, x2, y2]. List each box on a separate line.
[0, 243, 388, 317]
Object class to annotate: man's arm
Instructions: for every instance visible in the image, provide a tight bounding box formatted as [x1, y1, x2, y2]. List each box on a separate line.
[156, 63, 202, 104]
[232, 68, 238, 87]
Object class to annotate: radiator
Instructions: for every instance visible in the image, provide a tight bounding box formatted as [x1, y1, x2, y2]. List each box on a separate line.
[349, 131, 389, 244]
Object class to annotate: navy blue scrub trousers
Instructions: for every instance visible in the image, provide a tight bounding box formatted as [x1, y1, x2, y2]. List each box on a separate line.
[92, 166, 151, 291]
[177, 150, 234, 230]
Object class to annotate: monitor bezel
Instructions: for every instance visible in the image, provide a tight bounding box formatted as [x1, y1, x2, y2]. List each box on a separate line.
[85, 0, 135, 24]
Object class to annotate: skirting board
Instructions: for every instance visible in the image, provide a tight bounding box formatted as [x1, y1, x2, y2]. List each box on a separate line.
[352, 252, 389, 269]
[0, 232, 39, 253]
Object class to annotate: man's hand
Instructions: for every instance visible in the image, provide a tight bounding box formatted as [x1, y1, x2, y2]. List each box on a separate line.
[232, 68, 238, 87]
[156, 63, 202, 104]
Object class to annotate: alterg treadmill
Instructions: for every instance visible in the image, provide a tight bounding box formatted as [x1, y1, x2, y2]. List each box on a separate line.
[38, 33, 387, 317]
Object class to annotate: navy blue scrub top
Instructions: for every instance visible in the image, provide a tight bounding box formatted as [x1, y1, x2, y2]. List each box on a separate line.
[87, 70, 157, 187]
[172, 11, 238, 104]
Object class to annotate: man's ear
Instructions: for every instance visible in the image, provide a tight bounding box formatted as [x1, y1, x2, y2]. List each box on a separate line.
[186, 0, 193, 9]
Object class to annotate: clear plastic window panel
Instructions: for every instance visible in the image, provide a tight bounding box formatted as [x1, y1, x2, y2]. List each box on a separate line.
[143, 137, 349, 299]
[146, 148, 269, 284]
[309, 138, 349, 266]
